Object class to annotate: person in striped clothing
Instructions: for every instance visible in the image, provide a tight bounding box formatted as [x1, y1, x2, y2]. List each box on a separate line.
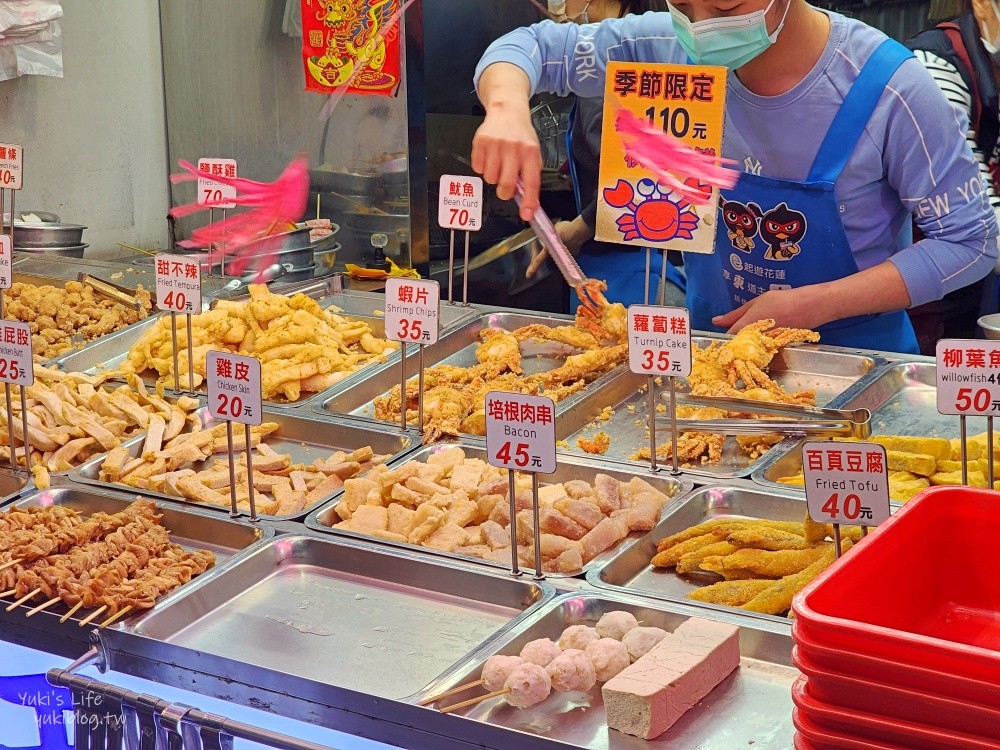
[907, 0, 1000, 350]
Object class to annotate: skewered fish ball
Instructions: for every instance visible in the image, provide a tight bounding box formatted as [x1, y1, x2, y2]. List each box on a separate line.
[586, 638, 631, 681]
[481, 654, 525, 692]
[622, 626, 669, 662]
[558, 624, 600, 651]
[547, 649, 597, 693]
[596, 610, 639, 641]
[520, 638, 562, 667]
[503, 662, 552, 708]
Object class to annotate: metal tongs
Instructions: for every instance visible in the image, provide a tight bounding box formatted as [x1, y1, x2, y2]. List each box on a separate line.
[660, 394, 872, 439]
[514, 181, 608, 316]
[78, 273, 143, 311]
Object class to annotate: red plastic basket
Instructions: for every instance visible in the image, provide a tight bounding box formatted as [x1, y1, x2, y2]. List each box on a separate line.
[793, 646, 1000, 739]
[793, 676, 1000, 750]
[792, 486, 1000, 683]
[792, 621, 1000, 708]
[794, 733, 815, 750]
[793, 707, 905, 750]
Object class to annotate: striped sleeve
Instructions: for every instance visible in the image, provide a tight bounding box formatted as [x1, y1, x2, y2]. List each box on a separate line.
[914, 48, 1000, 210]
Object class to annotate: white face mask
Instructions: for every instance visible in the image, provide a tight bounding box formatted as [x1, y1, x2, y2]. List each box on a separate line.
[548, 0, 592, 23]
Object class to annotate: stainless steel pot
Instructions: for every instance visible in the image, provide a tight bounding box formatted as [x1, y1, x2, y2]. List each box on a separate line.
[13, 222, 86, 248]
[14, 244, 88, 259]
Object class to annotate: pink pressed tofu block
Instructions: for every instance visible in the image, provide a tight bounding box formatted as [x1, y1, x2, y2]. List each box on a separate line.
[602, 617, 740, 740]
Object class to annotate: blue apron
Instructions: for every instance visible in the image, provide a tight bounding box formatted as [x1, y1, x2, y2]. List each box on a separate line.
[685, 39, 920, 354]
[566, 102, 661, 305]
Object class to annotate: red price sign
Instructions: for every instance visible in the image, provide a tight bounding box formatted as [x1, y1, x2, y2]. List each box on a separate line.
[627, 305, 691, 377]
[0, 321, 33, 387]
[485, 392, 557, 474]
[206, 351, 262, 426]
[0, 143, 23, 190]
[936, 339, 1000, 416]
[802, 441, 891, 527]
[0, 234, 11, 290]
[155, 254, 202, 314]
[197, 158, 237, 209]
[384, 278, 440, 345]
[438, 174, 483, 232]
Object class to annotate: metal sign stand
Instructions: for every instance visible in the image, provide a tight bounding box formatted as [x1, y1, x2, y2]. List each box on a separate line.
[399, 343, 408, 431]
[530, 473, 542, 580]
[507, 470, 520, 578]
[418, 344, 426, 433]
[446, 229, 471, 305]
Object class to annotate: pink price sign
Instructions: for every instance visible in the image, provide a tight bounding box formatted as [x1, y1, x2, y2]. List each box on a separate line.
[155, 253, 202, 314]
[485, 392, 557, 474]
[802, 441, 890, 527]
[936, 338, 1000, 416]
[206, 351, 262, 426]
[627, 305, 691, 377]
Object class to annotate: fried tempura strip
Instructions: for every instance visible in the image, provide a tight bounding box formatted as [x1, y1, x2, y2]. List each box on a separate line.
[727, 527, 811, 551]
[656, 519, 806, 553]
[803, 514, 832, 543]
[699, 545, 828, 579]
[740, 541, 852, 614]
[686, 579, 775, 607]
[675, 541, 740, 575]
[651, 533, 720, 568]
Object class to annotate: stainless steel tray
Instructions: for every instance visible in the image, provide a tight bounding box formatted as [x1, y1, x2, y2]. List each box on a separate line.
[557, 339, 879, 479]
[70, 410, 414, 521]
[585, 483, 811, 626]
[1, 483, 272, 626]
[315, 310, 623, 426]
[305, 441, 693, 578]
[0, 468, 31, 507]
[752, 360, 968, 491]
[48, 292, 402, 410]
[414, 591, 796, 749]
[129, 534, 552, 701]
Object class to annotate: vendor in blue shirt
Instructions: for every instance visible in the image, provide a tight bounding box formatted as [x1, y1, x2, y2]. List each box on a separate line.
[472, 0, 1000, 354]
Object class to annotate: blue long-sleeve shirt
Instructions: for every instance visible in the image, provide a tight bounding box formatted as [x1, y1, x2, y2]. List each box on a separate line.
[475, 11, 999, 306]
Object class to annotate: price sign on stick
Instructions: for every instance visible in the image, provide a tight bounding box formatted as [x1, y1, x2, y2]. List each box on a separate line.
[485, 392, 557, 474]
[155, 254, 202, 314]
[0, 235, 12, 290]
[627, 305, 691, 377]
[385, 278, 440, 345]
[0, 321, 33, 387]
[803, 441, 890, 529]
[0, 143, 23, 190]
[207, 352, 262, 427]
[936, 339, 1000, 415]
[197, 158, 237, 209]
[438, 175, 483, 231]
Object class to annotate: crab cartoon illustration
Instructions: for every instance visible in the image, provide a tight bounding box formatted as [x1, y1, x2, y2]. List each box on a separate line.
[603, 178, 700, 243]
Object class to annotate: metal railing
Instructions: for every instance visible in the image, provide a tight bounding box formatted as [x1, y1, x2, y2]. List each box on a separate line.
[46, 668, 341, 750]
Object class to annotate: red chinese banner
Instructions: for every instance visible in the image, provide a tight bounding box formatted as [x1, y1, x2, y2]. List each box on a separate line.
[300, 0, 402, 96]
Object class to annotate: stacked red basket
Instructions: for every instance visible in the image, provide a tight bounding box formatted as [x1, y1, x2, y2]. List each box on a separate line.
[790, 486, 1000, 749]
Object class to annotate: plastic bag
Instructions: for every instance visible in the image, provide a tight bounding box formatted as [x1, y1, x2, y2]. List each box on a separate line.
[0, 18, 61, 80]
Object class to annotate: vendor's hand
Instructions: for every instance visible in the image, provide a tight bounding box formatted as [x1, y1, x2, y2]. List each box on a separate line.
[472, 109, 542, 220]
[526, 217, 593, 278]
[712, 288, 832, 334]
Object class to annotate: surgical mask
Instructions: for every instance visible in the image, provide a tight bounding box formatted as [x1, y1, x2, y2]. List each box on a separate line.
[548, 0, 591, 23]
[669, 0, 791, 70]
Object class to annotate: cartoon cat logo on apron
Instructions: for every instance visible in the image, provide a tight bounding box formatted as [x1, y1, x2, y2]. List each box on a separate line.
[685, 39, 920, 354]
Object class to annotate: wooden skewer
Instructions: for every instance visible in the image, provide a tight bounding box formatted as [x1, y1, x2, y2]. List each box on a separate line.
[439, 688, 511, 714]
[60, 601, 84, 623]
[0, 589, 15, 598]
[98, 605, 133, 628]
[419, 679, 485, 706]
[5, 587, 41, 612]
[78, 605, 108, 628]
[0, 558, 22, 573]
[25, 596, 60, 617]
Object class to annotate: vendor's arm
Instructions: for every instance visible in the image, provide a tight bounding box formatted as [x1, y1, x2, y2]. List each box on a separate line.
[473, 14, 673, 218]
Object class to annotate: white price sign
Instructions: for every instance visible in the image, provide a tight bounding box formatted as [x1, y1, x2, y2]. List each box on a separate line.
[936, 339, 1000, 416]
[206, 351, 262, 427]
[802, 441, 890, 527]
[438, 174, 483, 231]
[0, 235, 12, 290]
[485, 392, 557, 474]
[0, 143, 23, 190]
[0, 321, 33, 386]
[197, 158, 237, 209]
[384, 278, 440, 345]
[627, 305, 691, 377]
[155, 254, 202, 314]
